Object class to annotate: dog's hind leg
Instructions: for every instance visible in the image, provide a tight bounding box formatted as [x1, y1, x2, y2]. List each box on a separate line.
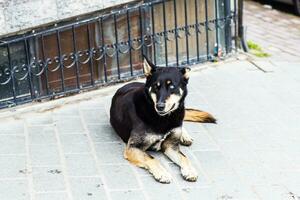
[124, 145, 172, 183]
[162, 128, 198, 182]
[180, 127, 193, 146]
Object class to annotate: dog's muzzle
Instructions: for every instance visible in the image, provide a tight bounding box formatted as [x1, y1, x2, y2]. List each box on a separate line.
[156, 103, 176, 116]
[156, 103, 165, 112]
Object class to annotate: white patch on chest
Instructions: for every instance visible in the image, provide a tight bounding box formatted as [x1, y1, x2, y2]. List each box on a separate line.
[146, 132, 172, 151]
[146, 127, 182, 151]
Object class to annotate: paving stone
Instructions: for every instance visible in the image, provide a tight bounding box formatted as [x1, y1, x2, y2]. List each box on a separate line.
[170, 168, 210, 188]
[63, 143, 91, 154]
[55, 116, 85, 134]
[181, 187, 217, 200]
[0, 155, 27, 178]
[34, 192, 69, 200]
[60, 134, 91, 154]
[94, 142, 126, 164]
[255, 149, 295, 170]
[183, 122, 208, 133]
[26, 114, 53, 126]
[28, 126, 57, 145]
[53, 105, 80, 116]
[30, 145, 61, 166]
[274, 171, 300, 195]
[32, 167, 65, 192]
[0, 179, 30, 200]
[0, 135, 25, 154]
[100, 164, 140, 190]
[0, 120, 24, 134]
[79, 100, 105, 110]
[65, 154, 98, 177]
[81, 109, 109, 124]
[110, 190, 146, 200]
[210, 172, 260, 200]
[193, 151, 233, 175]
[70, 177, 107, 200]
[219, 140, 259, 162]
[232, 161, 268, 185]
[87, 124, 122, 143]
[253, 185, 293, 200]
[186, 131, 219, 151]
[140, 175, 183, 200]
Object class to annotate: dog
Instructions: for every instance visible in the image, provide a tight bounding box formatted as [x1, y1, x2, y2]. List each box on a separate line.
[110, 57, 216, 183]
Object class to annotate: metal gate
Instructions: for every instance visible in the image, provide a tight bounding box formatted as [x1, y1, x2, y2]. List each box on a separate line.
[0, 0, 238, 109]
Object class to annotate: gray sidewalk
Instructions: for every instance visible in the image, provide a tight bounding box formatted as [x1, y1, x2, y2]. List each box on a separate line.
[0, 57, 300, 200]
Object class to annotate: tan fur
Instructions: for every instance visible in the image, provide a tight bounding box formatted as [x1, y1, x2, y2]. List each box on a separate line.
[184, 108, 216, 123]
[143, 59, 152, 77]
[124, 146, 172, 183]
[162, 129, 198, 182]
[183, 68, 191, 79]
[180, 127, 193, 146]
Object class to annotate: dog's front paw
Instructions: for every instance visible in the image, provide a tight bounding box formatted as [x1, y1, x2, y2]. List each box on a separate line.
[181, 166, 198, 182]
[152, 169, 172, 184]
[180, 129, 193, 146]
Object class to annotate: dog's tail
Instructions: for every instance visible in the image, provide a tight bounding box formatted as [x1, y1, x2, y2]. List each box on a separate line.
[184, 108, 216, 123]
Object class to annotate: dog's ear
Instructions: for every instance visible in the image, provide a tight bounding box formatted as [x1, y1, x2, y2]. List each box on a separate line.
[143, 57, 156, 77]
[180, 67, 191, 80]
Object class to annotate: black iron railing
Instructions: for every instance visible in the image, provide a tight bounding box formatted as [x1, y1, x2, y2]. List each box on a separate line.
[0, 0, 238, 109]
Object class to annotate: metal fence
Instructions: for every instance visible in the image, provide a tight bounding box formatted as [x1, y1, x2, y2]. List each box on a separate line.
[0, 0, 238, 109]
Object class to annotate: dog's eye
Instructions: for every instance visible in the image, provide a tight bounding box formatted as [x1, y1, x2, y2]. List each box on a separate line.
[169, 85, 175, 89]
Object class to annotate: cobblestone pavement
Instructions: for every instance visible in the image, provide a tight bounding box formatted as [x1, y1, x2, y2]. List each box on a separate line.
[0, 57, 300, 200]
[244, 0, 300, 62]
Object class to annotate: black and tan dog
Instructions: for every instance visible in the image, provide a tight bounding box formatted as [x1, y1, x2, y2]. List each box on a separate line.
[110, 57, 215, 183]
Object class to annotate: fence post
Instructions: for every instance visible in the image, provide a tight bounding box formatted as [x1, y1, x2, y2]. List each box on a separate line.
[238, 0, 248, 52]
[224, 0, 232, 54]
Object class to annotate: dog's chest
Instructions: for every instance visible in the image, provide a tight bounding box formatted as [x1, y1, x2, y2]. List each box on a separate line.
[146, 132, 171, 151]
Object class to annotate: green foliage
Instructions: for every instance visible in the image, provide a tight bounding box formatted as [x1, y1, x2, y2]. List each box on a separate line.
[247, 40, 271, 58]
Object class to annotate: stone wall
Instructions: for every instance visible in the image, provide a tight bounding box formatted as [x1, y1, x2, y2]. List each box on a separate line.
[0, 0, 137, 37]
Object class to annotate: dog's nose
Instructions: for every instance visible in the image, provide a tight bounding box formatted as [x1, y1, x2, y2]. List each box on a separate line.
[156, 103, 165, 111]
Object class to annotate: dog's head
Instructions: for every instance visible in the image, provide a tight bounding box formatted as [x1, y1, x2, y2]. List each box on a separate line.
[143, 57, 190, 116]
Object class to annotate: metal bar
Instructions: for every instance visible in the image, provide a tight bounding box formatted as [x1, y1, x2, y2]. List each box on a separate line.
[162, 1, 168, 66]
[87, 23, 95, 85]
[41, 35, 50, 95]
[173, 0, 179, 65]
[114, 14, 120, 79]
[184, 0, 189, 64]
[238, 0, 247, 51]
[234, 0, 238, 51]
[139, 6, 144, 60]
[24, 39, 35, 99]
[194, 0, 200, 61]
[6, 44, 17, 104]
[100, 18, 108, 83]
[224, 0, 232, 53]
[151, 4, 157, 64]
[214, 0, 219, 55]
[127, 10, 133, 76]
[204, 0, 210, 60]
[96, 21, 102, 82]
[71, 25, 81, 89]
[56, 30, 65, 91]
